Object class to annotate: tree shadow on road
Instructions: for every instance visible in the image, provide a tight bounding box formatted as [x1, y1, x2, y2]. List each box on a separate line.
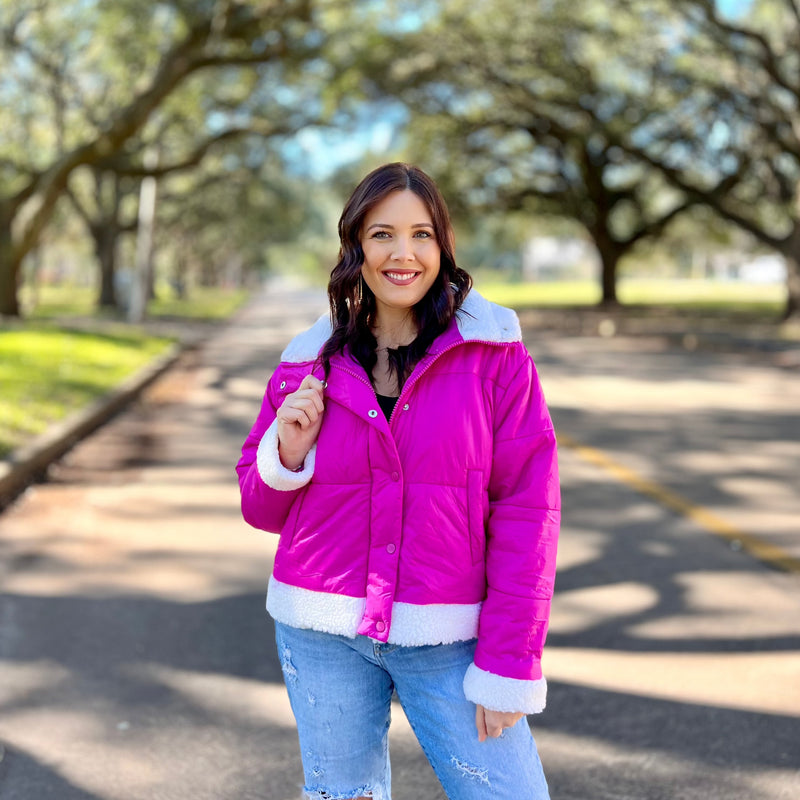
[552, 464, 800, 655]
[0, 744, 107, 800]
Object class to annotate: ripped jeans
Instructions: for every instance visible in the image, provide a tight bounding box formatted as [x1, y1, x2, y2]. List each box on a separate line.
[274, 622, 550, 800]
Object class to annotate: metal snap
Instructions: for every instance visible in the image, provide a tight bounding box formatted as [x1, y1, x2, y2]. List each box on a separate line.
[368, 409, 378, 418]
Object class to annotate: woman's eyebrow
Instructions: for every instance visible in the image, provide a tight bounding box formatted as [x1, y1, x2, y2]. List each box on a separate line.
[365, 222, 433, 231]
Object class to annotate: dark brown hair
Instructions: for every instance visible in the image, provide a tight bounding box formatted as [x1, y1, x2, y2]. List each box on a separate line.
[318, 162, 472, 391]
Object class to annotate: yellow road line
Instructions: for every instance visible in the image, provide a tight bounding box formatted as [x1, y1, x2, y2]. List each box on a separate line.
[558, 433, 800, 575]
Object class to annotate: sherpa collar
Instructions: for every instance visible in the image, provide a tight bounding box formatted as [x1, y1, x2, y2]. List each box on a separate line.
[279, 288, 522, 364]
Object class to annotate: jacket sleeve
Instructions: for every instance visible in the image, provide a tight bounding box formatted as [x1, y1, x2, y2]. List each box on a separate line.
[463, 346, 560, 714]
[236, 370, 317, 533]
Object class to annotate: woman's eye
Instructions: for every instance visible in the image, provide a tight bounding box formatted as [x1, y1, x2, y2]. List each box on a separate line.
[414, 230, 432, 239]
[372, 231, 390, 239]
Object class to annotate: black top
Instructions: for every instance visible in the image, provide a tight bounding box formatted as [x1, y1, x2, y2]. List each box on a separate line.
[376, 393, 399, 421]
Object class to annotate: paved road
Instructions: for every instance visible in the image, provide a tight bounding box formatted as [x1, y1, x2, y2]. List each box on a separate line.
[0, 286, 798, 800]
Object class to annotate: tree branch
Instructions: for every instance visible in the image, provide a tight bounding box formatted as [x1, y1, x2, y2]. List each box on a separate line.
[694, 0, 799, 99]
[98, 123, 294, 177]
[63, 182, 93, 229]
[12, 3, 311, 264]
[783, 0, 800, 31]
[622, 200, 698, 248]
[627, 144, 787, 249]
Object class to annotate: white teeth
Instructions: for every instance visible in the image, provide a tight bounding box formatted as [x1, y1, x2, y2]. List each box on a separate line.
[385, 272, 417, 281]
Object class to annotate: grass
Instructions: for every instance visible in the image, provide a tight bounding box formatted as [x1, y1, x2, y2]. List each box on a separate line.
[23, 284, 249, 321]
[3, 283, 249, 460]
[475, 278, 785, 315]
[0, 324, 173, 458]
[475, 280, 602, 307]
[149, 287, 249, 320]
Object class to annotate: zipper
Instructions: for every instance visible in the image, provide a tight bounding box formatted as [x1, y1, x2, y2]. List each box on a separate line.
[333, 362, 374, 391]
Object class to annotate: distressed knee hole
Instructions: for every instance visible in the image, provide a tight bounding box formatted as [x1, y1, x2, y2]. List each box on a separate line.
[303, 787, 375, 799]
[279, 644, 298, 684]
[450, 756, 490, 786]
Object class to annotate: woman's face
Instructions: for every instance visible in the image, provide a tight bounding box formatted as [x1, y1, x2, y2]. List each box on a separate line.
[360, 190, 442, 320]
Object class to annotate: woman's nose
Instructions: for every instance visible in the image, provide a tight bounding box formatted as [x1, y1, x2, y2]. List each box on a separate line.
[391, 238, 415, 261]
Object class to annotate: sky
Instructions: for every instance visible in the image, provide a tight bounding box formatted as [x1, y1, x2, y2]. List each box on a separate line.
[716, 0, 754, 16]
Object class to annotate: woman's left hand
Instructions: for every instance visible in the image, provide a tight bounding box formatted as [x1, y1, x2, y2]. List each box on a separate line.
[475, 705, 525, 742]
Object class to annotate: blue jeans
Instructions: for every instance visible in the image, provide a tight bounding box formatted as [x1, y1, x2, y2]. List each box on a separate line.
[274, 622, 550, 800]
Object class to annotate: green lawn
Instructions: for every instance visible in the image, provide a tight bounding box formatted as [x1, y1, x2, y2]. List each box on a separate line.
[475, 278, 785, 314]
[2, 285, 249, 459]
[23, 285, 248, 321]
[0, 325, 174, 458]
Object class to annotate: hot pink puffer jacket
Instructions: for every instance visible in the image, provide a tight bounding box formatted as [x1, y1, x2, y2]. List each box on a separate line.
[237, 290, 560, 713]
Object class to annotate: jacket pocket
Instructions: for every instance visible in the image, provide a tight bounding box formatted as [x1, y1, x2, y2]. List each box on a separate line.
[281, 487, 307, 551]
[466, 469, 486, 566]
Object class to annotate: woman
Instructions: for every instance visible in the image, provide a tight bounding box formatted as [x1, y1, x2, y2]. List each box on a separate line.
[237, 163, 560, 799]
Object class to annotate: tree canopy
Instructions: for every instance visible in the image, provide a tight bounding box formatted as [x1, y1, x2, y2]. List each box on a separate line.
[0, 0, 324, 316]
[2, 0, 797, 318]
[339, 0, 799, 313]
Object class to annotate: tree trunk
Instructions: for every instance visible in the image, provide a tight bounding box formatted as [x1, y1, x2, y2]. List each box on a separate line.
[0, 220, 21, 317]
[600, 254, 619, 305]
[784, 259, 800, 319]
[593, 233, 621, 306]
[782, 227, 800, 319]
[93, 225, 119, 309]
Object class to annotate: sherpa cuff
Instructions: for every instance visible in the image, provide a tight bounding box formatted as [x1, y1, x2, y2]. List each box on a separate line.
[256, 419, 316, 491]
[463, 663, 547, 714]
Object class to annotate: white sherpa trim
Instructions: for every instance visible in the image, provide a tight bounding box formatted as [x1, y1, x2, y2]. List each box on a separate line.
[267, 575, 364, 637]
[266, 576, 481, 645]
[280, 313, 330, 363]
[386, 600, 481, 646]
[463, 663, 547, 714]
[256, 419, 316, 491]
[456, 289, 522, 344]
[276, 290, 520, 364]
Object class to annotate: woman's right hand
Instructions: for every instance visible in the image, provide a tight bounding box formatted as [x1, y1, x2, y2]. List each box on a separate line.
[276, 374, 326, 470]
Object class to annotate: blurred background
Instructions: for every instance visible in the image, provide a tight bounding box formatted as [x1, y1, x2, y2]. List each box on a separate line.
[1, 3, 799, 799]
[3, 0, 799, 453]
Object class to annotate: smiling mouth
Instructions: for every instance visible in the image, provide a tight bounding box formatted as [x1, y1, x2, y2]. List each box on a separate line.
[383, 271, 420, 285]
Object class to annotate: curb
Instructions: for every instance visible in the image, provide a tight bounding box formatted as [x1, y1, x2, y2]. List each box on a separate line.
[0, 342, 185, 512]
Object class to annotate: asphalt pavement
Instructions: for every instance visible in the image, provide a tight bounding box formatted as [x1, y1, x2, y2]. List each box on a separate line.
[0, 284, 798, 800]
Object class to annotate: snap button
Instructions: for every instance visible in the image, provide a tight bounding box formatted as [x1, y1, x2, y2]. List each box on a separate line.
[403, 403, 409, 411]
[391, 472, 399, 482]
[321, 380, 327, 388]
[279, 381, 286, 389]
[387, 543, 396, 554]
[375, 620, 386, 632]
[368, 409, 378, 418]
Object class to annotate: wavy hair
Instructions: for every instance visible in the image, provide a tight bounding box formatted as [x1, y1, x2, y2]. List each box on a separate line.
[318, 163, 472, 392]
